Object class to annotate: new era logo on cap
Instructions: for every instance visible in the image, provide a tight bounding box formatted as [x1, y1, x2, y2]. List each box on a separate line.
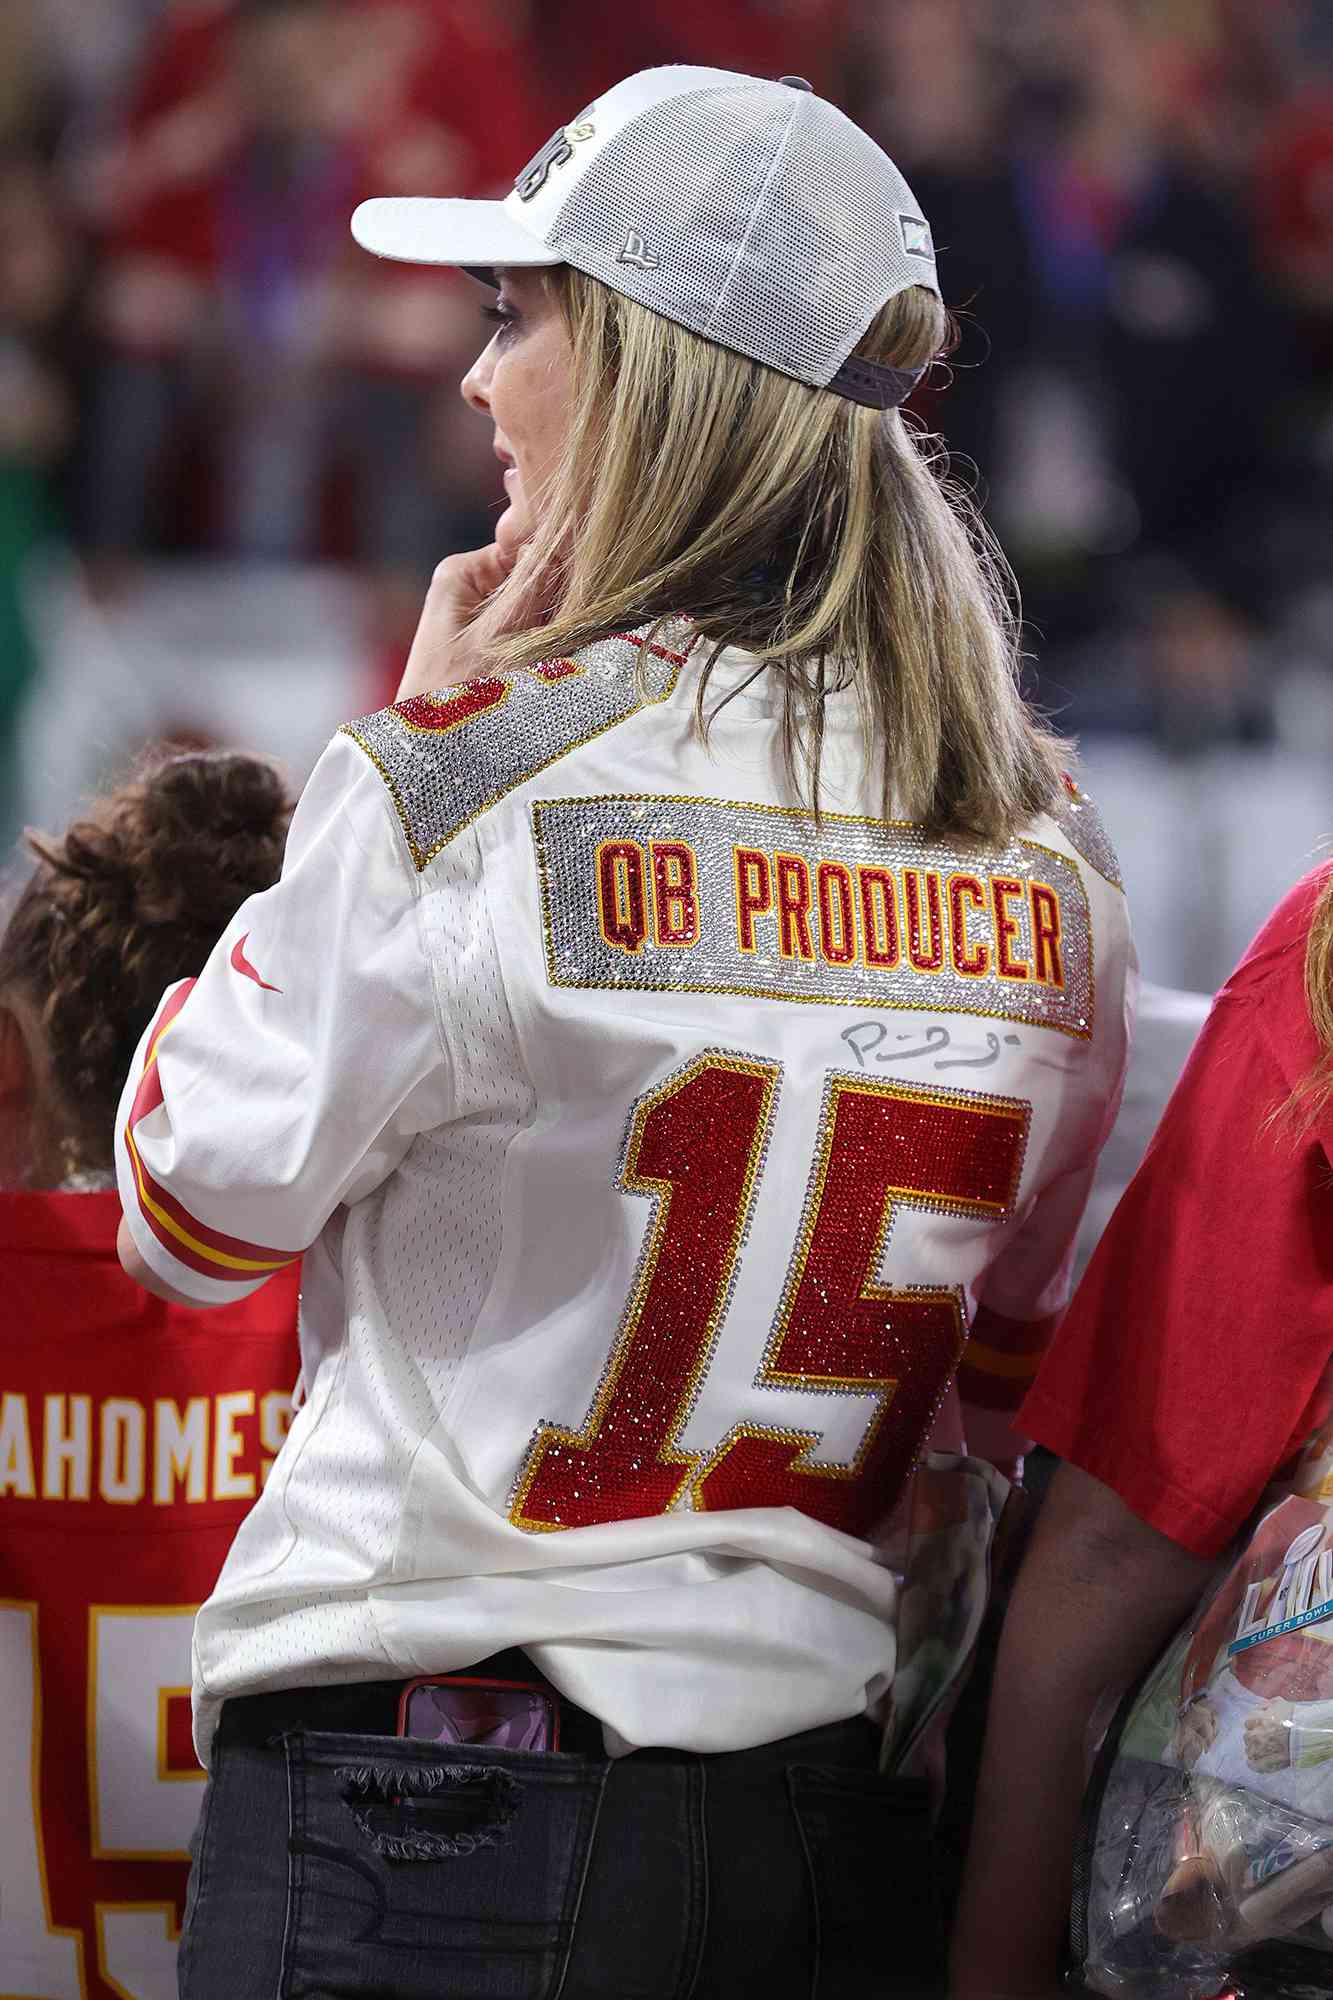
[617, 231, 660, 270]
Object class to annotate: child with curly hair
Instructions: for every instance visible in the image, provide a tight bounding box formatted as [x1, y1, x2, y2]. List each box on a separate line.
[0, 751, 301, 2000]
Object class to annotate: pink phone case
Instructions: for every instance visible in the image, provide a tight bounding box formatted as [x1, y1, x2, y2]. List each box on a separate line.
[397, 1673, 560, 1752]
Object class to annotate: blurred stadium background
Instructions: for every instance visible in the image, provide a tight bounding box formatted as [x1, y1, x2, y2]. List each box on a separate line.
[1, 0, 1330, 993]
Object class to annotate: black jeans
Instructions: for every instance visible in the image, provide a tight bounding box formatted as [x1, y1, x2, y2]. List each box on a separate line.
[179, 1668, 946, 2000]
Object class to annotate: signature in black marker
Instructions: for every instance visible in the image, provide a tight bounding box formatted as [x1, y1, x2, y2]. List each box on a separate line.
[840, 1019, 1023, 1073]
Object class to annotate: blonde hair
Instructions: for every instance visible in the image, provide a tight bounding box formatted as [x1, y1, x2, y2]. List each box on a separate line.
[475, 268, 1066, 841]
[1285, 867, 1333, 1128]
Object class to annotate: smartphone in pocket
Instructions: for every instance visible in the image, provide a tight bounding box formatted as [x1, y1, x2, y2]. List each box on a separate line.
[397, 1674, 560, 1752]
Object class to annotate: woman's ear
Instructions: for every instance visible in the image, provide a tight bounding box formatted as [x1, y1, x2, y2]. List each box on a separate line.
[0, 1003, 36, 1188]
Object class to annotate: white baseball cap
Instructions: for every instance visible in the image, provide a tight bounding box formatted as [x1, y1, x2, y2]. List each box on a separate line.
[351, 65, 940, 410]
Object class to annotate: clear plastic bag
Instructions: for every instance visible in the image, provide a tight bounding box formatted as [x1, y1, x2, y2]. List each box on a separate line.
[1077, 1494, 1333, 1999]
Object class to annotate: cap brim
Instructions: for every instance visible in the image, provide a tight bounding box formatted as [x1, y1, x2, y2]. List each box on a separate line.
[350, 198, 560, 270]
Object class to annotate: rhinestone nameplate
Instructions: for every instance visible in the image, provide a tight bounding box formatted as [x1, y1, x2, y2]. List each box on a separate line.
[534, 793, 1095, 1038]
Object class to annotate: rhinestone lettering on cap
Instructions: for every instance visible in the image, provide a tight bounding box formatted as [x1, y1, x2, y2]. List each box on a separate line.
[515, 126, 574, 201]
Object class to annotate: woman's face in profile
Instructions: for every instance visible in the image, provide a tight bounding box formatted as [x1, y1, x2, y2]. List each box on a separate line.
[461, 268, 574, 560]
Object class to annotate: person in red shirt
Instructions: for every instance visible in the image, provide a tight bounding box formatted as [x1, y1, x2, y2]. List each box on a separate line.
[0, 751, 301, 2000]
[951, 864, 1333, 1999]
[83, 0, 549, 579]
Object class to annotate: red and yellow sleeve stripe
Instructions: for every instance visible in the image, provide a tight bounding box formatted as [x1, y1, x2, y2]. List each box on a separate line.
[123, 982, 298, 1287]
[956, 1305, 1059, 1415]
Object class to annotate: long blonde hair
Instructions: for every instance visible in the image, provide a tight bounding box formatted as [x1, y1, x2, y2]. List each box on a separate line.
[1287, 867, 1333, 1127]
[474, 268, 1066, 842]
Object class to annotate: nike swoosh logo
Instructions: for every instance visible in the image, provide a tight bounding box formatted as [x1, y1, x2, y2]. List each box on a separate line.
[230, 933, 282, 993]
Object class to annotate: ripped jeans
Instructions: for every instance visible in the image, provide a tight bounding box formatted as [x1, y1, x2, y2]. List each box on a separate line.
[178, 1674, 945, 2000]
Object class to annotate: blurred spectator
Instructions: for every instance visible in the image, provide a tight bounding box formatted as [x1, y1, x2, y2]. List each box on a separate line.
[77, 0, 541, 634]
[0, 0, 1325, 817]
[0, 2, 160, 148]
[0, 146, 86, 850]
[1250, 85, 1333, 651]
[852, 0, 1331, 746]
[0, 3, 52, 150]
[1258, 87, 1333, 318]
[532, 0, 851, 113]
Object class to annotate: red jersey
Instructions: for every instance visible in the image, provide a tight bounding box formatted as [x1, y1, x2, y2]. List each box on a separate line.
[1024, 866, 1333, 1557]
[0, 1190, 299, 2000]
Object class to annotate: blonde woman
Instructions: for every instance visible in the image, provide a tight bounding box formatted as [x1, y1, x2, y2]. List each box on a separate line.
[114, 67, 1133, 2000]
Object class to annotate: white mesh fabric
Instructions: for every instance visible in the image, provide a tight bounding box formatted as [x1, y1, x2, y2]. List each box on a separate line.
[546, 77, 937, 387]
[193, 824, 537, 1731]
[336, 826, 536, 1496]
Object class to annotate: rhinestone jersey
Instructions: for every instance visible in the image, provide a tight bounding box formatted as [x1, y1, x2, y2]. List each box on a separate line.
[341, 621, 695, 870]
[1051, 774, 1124, 892]
[534, 794, 1095, 1038]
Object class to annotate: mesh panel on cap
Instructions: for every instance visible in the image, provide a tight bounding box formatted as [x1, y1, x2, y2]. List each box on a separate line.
[547, 80, 936, 388]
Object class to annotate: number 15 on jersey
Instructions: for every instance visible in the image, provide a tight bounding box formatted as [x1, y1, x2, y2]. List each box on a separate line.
[511, 1051, 1030, 1540]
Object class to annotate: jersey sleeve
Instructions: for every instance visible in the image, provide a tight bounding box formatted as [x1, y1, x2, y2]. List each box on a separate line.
[1020, 985, 1333, 1555]
[958, 1158, 1114, 1477]
[115, 733, 450, 1304]
[956, 881, 1137, 1475]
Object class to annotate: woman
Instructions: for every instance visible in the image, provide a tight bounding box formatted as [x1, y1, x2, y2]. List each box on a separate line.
[115, 66, 1134, 2000]
[951, 863, 1333, 1998]
[0, 752, 299, 1996]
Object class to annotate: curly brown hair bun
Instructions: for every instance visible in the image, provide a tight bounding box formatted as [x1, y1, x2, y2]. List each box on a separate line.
[0, 750, 292, 1172]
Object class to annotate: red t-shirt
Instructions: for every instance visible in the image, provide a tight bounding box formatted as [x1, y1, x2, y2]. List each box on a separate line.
[1023, 866, 1333, 1558]
[0, 1190, 299, 2000]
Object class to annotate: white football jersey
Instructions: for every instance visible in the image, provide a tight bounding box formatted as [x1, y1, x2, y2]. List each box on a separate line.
[115, 621, 1135, 1759]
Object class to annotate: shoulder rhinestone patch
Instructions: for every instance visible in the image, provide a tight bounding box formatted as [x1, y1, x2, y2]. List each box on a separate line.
[1049, 774, 1124, 893]
[342, 622, 694, 870]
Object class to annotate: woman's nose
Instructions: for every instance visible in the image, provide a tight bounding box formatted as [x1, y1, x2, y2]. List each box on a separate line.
[461, 347, 492, 415]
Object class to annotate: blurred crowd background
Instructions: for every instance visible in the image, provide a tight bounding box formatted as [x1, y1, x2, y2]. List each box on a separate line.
[1, 0, 1331, 989]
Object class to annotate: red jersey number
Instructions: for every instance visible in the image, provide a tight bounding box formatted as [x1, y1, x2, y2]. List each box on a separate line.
[512, 1053, 1029, 1538]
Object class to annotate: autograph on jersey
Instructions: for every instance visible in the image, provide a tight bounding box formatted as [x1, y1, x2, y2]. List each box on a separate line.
[841, 1020, 1024, 1072]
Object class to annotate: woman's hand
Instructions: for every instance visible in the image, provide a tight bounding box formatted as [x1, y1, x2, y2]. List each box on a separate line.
[395, 540, 516, 703]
